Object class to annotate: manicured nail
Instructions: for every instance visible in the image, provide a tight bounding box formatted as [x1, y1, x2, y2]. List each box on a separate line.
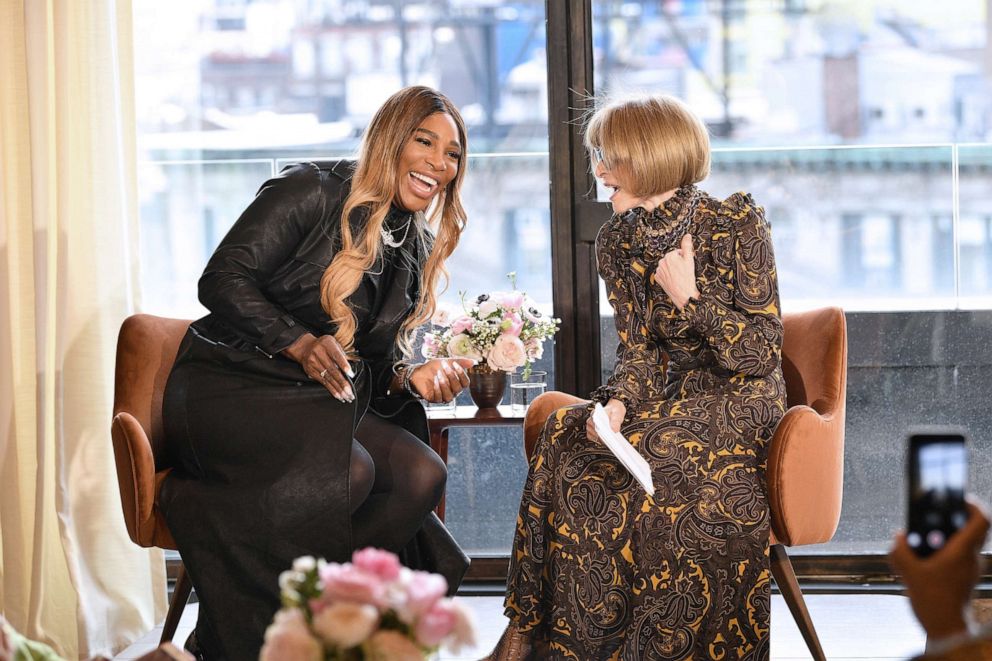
[345, 385, 355, 401]
[346, 366, 355, 378]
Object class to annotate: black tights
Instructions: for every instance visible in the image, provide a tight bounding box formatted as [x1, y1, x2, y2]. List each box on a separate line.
[348, 412, 447, 552]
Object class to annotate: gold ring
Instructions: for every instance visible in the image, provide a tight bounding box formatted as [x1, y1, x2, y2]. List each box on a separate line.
[319, 368, 328, 380]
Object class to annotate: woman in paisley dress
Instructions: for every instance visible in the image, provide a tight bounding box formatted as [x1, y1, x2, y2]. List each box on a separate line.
[488, 94, 787, 660]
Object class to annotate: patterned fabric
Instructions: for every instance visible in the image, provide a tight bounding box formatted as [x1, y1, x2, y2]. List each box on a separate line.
[505, 186, 788, 660]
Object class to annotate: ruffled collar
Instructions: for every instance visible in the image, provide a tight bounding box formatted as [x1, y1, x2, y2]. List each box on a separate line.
[620, 184, 701, 261]
[618, 184, 699, 228]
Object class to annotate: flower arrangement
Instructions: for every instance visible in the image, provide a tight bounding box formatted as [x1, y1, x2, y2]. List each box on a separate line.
[422, 273, 560, 376]
[261, 548, 475, 661]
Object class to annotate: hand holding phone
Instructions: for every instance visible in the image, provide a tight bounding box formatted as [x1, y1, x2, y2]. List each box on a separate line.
[907, 429, 969, 557]
[890, 500, 990, 640]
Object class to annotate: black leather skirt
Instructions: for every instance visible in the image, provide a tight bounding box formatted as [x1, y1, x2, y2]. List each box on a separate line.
[160, 328, 369, 660]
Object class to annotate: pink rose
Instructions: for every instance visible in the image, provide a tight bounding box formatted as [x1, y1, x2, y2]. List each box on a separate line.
[365, 630, 423, 661]
[414, 599, 457, 646]
[524, 337, 544, 360]
[312, 601, 379, 648]
[450, 315, 474, 335]
[487, 335, 527, 371]
[319, 563, 385, 607]
[351, 547, 402, 581]
[445, 599, 478, 653]
[396, 570, 448, 623]
[259, 609, 322, 661]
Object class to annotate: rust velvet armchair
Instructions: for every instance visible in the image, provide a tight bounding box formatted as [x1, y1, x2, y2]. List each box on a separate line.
[522, 306, 847, 661]
[111, 314, 193, 645]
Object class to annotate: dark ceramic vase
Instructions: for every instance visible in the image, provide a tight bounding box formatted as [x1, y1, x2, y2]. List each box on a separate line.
[468, 363, 506, 409]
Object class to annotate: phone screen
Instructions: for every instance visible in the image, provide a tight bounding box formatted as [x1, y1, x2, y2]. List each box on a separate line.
[907, 432, 968, 557]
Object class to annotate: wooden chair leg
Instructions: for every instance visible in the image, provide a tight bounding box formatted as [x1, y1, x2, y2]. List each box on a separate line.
[160, 562, 193, 644]
[770, 543, 826, 661]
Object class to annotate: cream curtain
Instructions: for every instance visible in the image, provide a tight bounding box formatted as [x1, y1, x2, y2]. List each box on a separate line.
[0, 1, 166, 658]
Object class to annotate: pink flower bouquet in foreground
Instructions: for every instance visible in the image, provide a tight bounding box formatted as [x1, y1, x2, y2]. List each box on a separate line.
[423, 272, 560, 375]
[261, 548, 475, 660]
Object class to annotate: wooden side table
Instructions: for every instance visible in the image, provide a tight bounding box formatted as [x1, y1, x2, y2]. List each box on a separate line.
[426, 404, 525, 521]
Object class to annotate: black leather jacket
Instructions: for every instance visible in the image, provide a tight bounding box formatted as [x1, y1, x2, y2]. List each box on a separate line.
[191, 159, 430, 400]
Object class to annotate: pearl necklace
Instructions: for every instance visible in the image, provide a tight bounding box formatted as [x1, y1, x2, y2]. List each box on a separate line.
[381, 216, 412, 248]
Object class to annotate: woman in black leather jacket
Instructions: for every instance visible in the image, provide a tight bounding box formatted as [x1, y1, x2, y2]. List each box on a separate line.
[159, 86, 476, 660]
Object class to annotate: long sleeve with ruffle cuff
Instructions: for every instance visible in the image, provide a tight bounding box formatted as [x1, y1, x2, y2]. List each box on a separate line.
[678, 193, 783, 377]
[590, 217, 668, 410]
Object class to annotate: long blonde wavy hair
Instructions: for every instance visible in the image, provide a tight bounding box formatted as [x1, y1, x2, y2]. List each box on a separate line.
[320, 86, 468, 360]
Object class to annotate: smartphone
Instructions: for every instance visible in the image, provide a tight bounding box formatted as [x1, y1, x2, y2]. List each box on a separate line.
[906, 429, 969, 557]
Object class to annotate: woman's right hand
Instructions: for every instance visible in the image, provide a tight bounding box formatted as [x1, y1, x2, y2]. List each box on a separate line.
[283, 333, 355, 402]
[586, 398, 626, 443]
[889, 499, 991, 640]
[408, 358, 476, 403]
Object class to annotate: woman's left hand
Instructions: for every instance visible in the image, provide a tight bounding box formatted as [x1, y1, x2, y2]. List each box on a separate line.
[409, 358, 475, 403]
[654, 233, 700, 310]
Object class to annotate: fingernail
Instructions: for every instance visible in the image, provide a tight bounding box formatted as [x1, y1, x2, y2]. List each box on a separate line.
[346, 366, 355, 378]
[345, 385, 355, 400]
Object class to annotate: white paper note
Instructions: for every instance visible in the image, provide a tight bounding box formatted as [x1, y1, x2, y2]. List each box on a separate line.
[591, 403, 655, 496]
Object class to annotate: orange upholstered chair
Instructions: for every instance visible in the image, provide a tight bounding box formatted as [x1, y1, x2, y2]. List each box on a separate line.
[111, 314, 193, 644]
[522, 306, 847, 661]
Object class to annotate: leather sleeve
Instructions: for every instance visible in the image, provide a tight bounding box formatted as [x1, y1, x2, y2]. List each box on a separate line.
[198, 163, 328, 356]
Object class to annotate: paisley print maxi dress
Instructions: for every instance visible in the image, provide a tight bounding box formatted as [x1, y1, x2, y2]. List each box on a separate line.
[505, 186, 787, 660]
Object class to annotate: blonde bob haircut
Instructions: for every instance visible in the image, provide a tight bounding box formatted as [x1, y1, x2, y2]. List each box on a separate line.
[320, 86, 468, 360]
[584, 94, 710, 197]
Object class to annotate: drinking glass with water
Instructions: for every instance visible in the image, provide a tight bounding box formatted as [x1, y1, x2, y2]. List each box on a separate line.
[510, 371, 547, 413]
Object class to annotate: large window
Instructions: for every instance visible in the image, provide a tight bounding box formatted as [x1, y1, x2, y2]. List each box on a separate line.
[133, 0, 552, 555]
[135, 1, 992, 563]
[591, 0, 992, 554]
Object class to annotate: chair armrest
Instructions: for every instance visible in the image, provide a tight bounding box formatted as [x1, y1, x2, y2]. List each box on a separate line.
[523, 391, 589, 459]
[111, 412, 177, 549]
[766, 405, 845, 547]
